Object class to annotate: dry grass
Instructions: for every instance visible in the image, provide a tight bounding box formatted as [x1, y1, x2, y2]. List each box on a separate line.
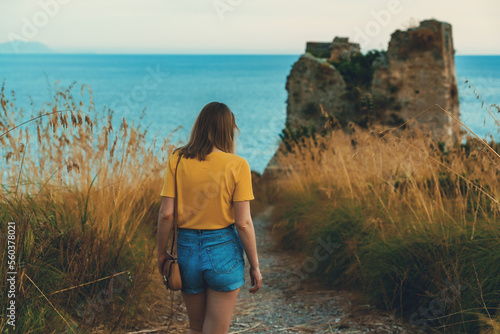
[0, 80, 181, 333]
[273, 123, 499, 236]
[268, 101, 499, 333]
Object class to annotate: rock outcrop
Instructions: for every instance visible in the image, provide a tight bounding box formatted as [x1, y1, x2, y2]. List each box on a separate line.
[284, 52, 352, 132]
[263, 19, 460, 179]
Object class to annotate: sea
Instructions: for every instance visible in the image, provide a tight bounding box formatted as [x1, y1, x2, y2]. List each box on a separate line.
[0, 54, 499, 174]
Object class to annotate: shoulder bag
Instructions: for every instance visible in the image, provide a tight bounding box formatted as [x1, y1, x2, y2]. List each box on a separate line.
[161, 152, 183, 291]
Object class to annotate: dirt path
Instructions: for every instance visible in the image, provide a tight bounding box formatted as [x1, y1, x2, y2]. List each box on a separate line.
[116, 205, 419, 334]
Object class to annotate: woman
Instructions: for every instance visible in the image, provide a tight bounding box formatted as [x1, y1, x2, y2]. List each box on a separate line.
[157, 102, 263, 334]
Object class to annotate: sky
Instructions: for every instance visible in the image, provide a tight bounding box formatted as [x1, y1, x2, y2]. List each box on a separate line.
[0, 0, 499, 54]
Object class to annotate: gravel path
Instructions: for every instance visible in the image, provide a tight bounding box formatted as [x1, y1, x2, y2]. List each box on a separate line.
[111, 205, 420, 334]
[226, 205, 418, 334]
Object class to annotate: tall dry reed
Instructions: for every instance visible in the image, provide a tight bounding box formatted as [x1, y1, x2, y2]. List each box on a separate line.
[269, 100, 499, 333]
[0, 80, 180, 333]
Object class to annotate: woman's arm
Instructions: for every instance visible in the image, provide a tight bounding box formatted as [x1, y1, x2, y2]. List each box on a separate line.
[234, 200, 262, 293]
[157, 196, 175, 274]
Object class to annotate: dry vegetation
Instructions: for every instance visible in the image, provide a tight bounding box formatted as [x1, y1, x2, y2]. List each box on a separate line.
[0, 80, 181, 333]
[268, 100, 500, 333]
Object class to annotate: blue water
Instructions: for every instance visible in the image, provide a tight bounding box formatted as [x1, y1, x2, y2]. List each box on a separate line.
[0, 54, 499, 174]
[455, 56, 500, 141]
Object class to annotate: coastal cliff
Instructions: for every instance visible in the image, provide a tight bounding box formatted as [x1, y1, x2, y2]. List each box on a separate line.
[263, 19, 460, 179]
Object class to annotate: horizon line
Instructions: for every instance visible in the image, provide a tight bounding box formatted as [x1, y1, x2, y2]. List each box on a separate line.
[1, 52, 499, 56]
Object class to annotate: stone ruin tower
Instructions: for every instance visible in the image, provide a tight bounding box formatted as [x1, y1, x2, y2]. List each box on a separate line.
[286, 19, 460, 141]
[263, 19, 460, 178]
[371, 19, 460, 141]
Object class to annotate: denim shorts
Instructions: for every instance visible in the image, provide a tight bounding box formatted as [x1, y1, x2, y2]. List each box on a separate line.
[176, 224, 245, 294]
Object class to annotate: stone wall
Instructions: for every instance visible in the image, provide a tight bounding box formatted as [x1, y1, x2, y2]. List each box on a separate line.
[371, 20, 460, 140]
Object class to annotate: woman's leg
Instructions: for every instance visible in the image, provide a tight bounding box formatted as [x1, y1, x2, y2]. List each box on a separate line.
[181, 290, 207, 334]
[202, 287, 240, 334]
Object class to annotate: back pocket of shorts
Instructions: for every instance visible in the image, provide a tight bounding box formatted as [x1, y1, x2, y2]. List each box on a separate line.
[177, 244, 194, 269]
[206, 239, 238, 274]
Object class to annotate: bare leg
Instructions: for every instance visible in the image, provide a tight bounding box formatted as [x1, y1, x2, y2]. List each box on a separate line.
[202, 287, 240, 334]
[181, 290, 207, 334]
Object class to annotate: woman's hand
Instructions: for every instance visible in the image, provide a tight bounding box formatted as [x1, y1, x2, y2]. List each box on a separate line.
[249, 266, 262, 293]
[157, 252, 174, 275]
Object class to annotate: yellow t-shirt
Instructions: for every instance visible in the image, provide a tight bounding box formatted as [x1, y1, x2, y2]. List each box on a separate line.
[160, 150, 255, 230]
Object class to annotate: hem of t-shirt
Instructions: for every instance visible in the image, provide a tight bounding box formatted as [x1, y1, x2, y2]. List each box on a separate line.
[178, 223, 236, 230]
[160, 193, 175, 197]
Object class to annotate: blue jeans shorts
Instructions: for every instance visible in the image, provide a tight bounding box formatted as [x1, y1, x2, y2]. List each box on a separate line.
[176, 224, 245, 294]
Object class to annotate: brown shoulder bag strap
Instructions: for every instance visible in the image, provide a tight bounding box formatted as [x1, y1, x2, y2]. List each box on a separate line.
[170, 152, 182, 258]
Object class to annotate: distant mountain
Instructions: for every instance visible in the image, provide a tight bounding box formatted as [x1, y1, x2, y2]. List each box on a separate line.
[0, 41, 52, 54]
